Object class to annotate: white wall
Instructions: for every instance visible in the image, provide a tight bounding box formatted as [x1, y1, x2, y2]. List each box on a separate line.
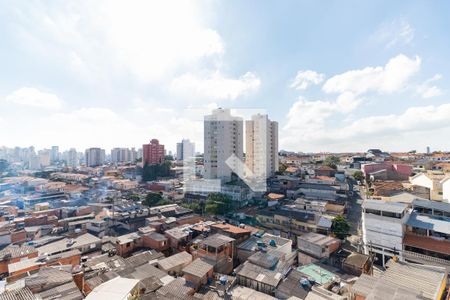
[442, 179, 450, 203]
[410, 173, 433, 189]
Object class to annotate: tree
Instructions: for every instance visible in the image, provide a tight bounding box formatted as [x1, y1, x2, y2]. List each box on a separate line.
[331, 215, 350, 240]
[127, 194, 141, 201]
[276, 163, 288, 175]
[205, 203, 219, 215]
[323, 156, 340, 169]
[353, 170, 364, 182]
[142, 161, 171, 182]
[143, 192, 163, 207]
[206, 193, 233, 215]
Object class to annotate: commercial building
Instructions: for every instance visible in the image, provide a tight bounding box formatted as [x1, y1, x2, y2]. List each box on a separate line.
[143, 139, 165, 165]
[245, 114, 278, 179]
[361, 200, 409, 266]
[204, 108, 243, 182]
[85, 148, 105, 167]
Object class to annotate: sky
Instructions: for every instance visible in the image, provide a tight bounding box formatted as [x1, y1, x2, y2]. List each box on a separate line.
[1, 0, 450, 153]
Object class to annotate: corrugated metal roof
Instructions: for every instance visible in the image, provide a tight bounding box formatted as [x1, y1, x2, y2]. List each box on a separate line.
[158, 251, 192, 271]
[38, 281, 83, 300]
[406, 213, 450, 234]
[362, 200, 408, 214]
[0, 287, 34, 300]
[412, 199, 450, 213]
[182, 258, 214, 278]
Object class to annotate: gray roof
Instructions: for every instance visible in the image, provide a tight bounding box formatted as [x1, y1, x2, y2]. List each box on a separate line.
[25, 267, 74, 292]
[237, 262, 283, 287]
[412, 199, 450, 213]
[125, 250, 164, 268]
[237, 233, 290, 252]
[352, 261, 447, 300]
[0, 287, 35, 300]
[298, 232, 339, 246]
[406, 212, 450, 234]
[247, 252, 279, 269]
[182, 258, 214, 278]
[275, 269, 309, 300]
[119, 263, 167, 281]
[38, 281, 84, 300]
[158, 251, 192, 271]
[147, 232, 167, 242]
[362, 200, 408, 214]
[0, 245, 36, 260]
[298, 183, 338, 191]
[156, 277, 194, 299]
[37, 233, 100, 255]
[200, 233, 235, 248]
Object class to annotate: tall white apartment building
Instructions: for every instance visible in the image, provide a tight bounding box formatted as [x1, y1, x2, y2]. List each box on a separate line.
[204, 108, 243, 182]
[50, 146, 59, 163]
[85, 148, 105, 167]
[245, 114, 278, 179]
[111, 147, 133, 164]
[176, 139, 195, 161]
[67, 148, 78, 168]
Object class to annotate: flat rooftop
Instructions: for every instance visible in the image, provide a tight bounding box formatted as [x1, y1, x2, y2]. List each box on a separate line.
[362, 199, 408, 214]
[297, 263, 337, 285]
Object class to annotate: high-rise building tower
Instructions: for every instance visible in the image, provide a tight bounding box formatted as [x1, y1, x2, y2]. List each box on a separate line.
[51, 146, 59, 163]
[245, 114, 278, 179]
[111, 148, 132, 164]
[85, 148, 105, 167]
[67, 148, 78, 168]
[176, 139, 195, 161]
[143, 139, 165, 165]
[204, 108, 243, 182]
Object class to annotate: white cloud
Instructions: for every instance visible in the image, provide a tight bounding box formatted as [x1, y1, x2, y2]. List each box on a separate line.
[323, 54, 421, 95]
[281, 54, 450, 152]
[282, 100, 450, 152]
[290, 70, 324, 90]
[416, 74, 443, 98]
[372, 18, 414, 48]
[4, 87, 62, 110]
[170, 71, 261, 100]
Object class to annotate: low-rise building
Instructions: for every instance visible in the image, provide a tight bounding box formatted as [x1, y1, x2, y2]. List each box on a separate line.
[361, 200, 408, 266]
[191, 233, 235, 274]
[297, 232, 340, 265]
[157, 251, 192, 275]
[0, 245, 38, 275]
[403, 199, 450, 267]
[351, 260, 447, 300]
[182, 258, 214, 289]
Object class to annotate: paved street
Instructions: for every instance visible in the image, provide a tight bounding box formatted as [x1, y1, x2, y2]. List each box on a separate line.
[346, 182, 364, 250]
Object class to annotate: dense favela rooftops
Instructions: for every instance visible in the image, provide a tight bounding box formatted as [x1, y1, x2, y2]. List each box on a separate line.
[351, 260, 447, 300]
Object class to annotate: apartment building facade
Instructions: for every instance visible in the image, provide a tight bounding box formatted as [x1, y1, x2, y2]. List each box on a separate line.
[245, 113, 278, 179]
[204, 108, 243, 182]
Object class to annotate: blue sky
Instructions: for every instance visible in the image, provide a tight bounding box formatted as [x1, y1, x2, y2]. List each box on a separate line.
[1, 0, 450, 153]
